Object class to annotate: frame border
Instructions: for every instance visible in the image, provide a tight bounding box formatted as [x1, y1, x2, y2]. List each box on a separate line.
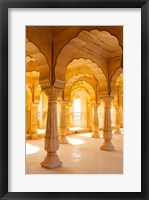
[0, 0, 149, 199]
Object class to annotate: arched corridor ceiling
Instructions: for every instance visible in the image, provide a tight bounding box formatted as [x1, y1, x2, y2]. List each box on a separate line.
[65, 58, 108, 96]
[67, 58, 107, 82]
[64, 73, 98, 98]
[55, 29, 122, 90]
[70, 81, 96, 103]
[71, 88, 90, 100]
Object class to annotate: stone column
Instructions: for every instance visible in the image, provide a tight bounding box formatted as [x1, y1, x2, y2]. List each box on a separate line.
[59, 100, 68, 144]
[100, 97, 114, 151]
[89, 105, 93, 131]
[86, 104, 91, 129]
[26, 110, 31, 134]
[120, 106, 123, 128]
[30, 103, 39, 139]
[114, 105, 121, 134]
[66, 103, 71, 134]
[92, 104, 99, 138]
[41, 88, 62, 169]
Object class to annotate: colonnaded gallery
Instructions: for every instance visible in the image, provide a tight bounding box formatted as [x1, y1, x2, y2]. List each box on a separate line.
[26, 26, 123, 174]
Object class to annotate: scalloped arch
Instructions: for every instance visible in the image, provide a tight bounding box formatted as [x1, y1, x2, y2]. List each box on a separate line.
[64, 73, 98, 98]
[70, 80, 96, 102]
[54, 29, 121, 92]
[71, 88, 90, 100]
[65, 58, 108, 95]
[26, 37, 51, 89]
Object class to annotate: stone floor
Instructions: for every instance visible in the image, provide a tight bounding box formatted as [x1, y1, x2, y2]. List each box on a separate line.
[26, 132, 123, 174]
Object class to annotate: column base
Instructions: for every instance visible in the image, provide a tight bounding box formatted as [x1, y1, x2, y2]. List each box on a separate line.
[92, 133, 99, 138]
[59, 137, 69, 144]
[100, 141, 115, 151]
[41, 152, 62, 169]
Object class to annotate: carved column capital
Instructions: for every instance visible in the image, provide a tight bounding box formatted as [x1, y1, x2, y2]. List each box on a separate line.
[43, 87, 61, 99]
[102, 97, 114, 107]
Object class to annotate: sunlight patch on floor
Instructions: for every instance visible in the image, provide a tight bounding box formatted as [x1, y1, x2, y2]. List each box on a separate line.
[78, 133, 92, 138]
[26, 144, 40, 155]
[67, 138, 85, 145]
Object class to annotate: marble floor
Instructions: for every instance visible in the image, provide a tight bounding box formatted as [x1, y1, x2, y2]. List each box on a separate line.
[26, 133, 123, 174]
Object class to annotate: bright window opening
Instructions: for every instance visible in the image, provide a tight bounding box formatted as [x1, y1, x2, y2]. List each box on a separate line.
[73, 98, 81, 127]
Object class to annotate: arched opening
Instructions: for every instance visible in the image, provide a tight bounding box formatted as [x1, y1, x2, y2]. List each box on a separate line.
[26, 38, 50, 139]
[73, 98, 81, 127]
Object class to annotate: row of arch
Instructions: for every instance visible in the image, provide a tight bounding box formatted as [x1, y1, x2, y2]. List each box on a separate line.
[26, 29, 122, 96]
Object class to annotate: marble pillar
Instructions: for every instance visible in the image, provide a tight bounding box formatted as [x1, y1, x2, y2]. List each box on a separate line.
[100, 97, 114, 151]
[26, 110, 31, 134]
[87, 105, 91, 129]
[41, 88, 62, 169]
[89, 105, 93, 131]
[66, 103, 71, 134]
[30, 103, 38, 139]
[59, 100, 68, 144]
[92, 104, 99, 138]
[114, 105, 121, 134]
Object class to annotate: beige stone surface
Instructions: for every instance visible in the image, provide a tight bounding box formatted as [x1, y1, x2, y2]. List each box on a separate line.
[26, 133, 123, 174]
